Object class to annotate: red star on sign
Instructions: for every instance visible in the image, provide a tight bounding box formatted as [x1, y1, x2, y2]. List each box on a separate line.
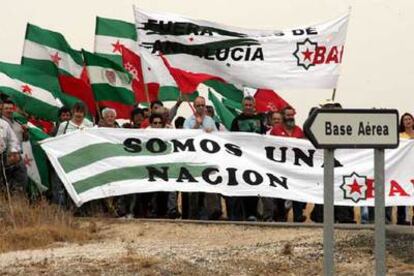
[189, 37, 194, 42]
[21, 84, 32, 94]
[348, 179, 363, 194]
[23, 154, 33, 167]
[50, 52, 62, 65]
[302, 48, 313, 61]
[112, 40, 124, 53]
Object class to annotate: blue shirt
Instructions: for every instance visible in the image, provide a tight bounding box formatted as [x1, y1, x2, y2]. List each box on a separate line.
[184, 115, 218, 131]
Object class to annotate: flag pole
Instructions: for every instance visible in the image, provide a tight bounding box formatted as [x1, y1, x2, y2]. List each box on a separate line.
[133, 4, 151, 106]
[331, 88, 337, 101]
[95, 103, 102, 123]
[143, 82, 151, 106]
[184, 92, 196, 114]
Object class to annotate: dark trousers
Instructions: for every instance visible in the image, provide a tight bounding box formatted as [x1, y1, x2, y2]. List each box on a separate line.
[262, 198, 287, 221]
[188, 192, 222, 220]
[397, 206, 409, 224]
[225, 196, 243, 221]
[334, 206, 355, 223]
[241, 196, 258, 219]
[293, 201, 306, 221]
[310, 204, 324, 223]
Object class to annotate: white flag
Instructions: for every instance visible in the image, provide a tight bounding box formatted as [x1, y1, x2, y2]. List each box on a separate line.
[135, 8, 350, 90]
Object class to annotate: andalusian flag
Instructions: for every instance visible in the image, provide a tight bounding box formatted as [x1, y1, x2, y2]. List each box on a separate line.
[94, 16, 191, 102]
[83, 50, 135, 107]
[23, 123, 50, 193]
[204, 80, 244, 103]
[12, 114, 50, 194]
[95, 17, 138, 66]
[22, 24, 83, 76]
[21, 23, 96, 116]
[208, 90, 235, 130]
[0, 62, 63, 121]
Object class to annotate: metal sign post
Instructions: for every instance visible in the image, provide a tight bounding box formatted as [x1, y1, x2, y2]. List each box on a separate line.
[323, 148, 335, 275]
[374, 149, 386, 275]
[303, 108, 399, 276]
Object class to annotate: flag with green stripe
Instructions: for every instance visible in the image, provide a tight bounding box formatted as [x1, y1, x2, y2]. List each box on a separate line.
[95, 17, 138, 66]
[40, 128, 217, 206]
[13, 113, 50, 194]
[22, 23, 84, 77]
[83, 50, 135, 106]
[21, 23, 97, 117]
[23, 123, 51, 194]
[95, 17, 187, 101]
[208, 89, 235, 130]
[0, 62, 63, 121]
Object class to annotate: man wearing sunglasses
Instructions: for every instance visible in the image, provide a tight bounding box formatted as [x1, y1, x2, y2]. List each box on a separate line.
[183, 96, 217, 132]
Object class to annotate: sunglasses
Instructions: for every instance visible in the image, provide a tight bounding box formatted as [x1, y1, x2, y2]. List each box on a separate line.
[195, 104, 205, 108]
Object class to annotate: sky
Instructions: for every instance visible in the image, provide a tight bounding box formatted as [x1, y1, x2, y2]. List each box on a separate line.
[0, 0, 413, 124]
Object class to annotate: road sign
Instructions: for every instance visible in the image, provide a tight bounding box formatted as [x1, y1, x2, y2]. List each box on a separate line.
[304, 109, 399, 149]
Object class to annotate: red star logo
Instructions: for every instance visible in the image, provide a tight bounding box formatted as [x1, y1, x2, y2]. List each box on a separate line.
[189, 37, 194, 42]
[50, 52, 62, 65]
[302, 48, 313, 61]
[348, 179, 363, 194]
[23, 154, 33, 167]
[21, 84, 32, 94]
[112, 40, 124, 53]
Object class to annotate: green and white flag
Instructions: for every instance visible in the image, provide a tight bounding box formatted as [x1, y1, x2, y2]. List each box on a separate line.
[22, 123, 50, 192]
[208, 90, 235, 130]
[83, 50, 135, 105]
[22, 23, 84, 77]
[94, 17, 138, 65]
[135, 8, 350, 89]
[94, 16, 183, 100]
[41, 128, 414, 207]
[0, 62, 63, 121]
[12, 114, 50, 194]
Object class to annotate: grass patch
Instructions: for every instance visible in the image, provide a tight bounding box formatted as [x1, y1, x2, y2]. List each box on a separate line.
[0, 194, 94, 253]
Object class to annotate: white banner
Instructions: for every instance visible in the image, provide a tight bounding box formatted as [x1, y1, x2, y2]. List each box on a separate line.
[134, 8, 350, 89]
[41, 128, 414, 207]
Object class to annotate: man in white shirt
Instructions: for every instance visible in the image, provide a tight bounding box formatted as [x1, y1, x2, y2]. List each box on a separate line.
[183, 97, 221, 220]
[53, 102, 93, 209]
[1, 100, 28, 194]
[56, 102, 93, 135]
[0, 117, 23, 193]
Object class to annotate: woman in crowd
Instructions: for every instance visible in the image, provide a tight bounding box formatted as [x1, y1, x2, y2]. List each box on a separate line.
[398, 112, 414, 225]
[146, 113, 180, 218]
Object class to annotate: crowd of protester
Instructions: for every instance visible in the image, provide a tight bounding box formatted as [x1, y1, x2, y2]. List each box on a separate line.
[0, 95, 413, 226]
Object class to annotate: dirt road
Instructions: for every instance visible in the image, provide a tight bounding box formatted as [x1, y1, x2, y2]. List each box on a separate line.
[0, 220, 413, 275]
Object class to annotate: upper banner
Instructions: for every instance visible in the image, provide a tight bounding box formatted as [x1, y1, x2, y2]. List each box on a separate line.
[134, 8, 350, 89]
[41, 128, 414, 207]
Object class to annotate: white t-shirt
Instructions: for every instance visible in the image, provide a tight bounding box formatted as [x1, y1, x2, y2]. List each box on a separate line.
[0, 118, 20, 153]
[56, 119, 93, 136]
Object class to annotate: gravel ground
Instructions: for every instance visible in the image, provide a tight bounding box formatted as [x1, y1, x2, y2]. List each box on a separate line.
[0, 219, 413, 275]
